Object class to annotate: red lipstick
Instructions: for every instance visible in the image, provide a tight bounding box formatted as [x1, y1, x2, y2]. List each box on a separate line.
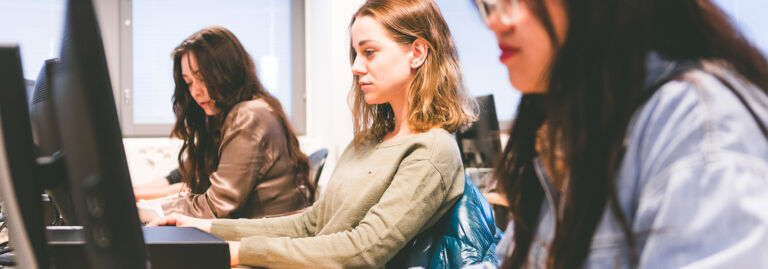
[499, 44, 520, 62]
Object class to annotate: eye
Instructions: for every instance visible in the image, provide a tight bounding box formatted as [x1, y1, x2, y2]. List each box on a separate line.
[363, 49, 375, 56]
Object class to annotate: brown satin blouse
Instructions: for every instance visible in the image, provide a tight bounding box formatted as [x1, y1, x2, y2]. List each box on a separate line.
[161, 99, 312, 219]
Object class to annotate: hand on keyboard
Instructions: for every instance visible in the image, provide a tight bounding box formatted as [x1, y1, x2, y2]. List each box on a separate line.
[145, 213, 212, 233]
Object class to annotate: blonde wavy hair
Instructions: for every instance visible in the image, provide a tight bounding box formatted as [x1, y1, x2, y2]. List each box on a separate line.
[349, 0, 477, 146]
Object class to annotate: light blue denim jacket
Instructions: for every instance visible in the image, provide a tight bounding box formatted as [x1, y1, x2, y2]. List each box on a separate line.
[471, 55, 768, 268]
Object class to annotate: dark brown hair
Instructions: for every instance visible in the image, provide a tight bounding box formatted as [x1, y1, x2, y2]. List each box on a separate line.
[349, 0, 477, 145]
[170, 26, 312, 198]
[493, 0, 768, 268]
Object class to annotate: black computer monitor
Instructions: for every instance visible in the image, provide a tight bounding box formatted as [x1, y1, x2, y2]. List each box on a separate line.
[52, 0, 148, 267]
[0, 44, 51, 269]
[31, 59, 62, 158]
[24, 79, 36, 106]
[456, 94, 502, 168]
[29, 58, 79, 226]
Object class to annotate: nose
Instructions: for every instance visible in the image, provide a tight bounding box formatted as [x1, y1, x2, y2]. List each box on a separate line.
[487, 10, 512, 32]
[351, 56, 367, 77]
[189, 83, 202, 99]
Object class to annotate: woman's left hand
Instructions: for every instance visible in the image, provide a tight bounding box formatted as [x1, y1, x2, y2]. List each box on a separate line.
[145, 213, 212, 233]
[228, 241, 240, 266]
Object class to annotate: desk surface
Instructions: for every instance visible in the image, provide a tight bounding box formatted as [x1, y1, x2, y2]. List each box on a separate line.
[47, 226, 226, 244]
[143, 226, 224, 244]
[47, 226, 229, 269]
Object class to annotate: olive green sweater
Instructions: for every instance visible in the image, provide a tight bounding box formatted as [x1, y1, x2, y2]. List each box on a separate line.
[210, 128, 465, 268]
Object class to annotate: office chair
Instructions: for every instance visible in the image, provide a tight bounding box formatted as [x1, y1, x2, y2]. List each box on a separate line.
[307, 148, 328, 192]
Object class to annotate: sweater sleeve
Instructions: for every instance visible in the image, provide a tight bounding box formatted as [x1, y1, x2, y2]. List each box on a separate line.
[235, 159, 455, 269]
[210, 196, 319, 240]
[161, 110, 272, 218]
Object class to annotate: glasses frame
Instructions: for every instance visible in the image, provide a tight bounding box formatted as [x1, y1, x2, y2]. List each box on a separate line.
[473, 0, 518, 25]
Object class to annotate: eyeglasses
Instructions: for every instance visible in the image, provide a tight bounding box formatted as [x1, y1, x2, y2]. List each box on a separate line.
[473, 0, 519, 25]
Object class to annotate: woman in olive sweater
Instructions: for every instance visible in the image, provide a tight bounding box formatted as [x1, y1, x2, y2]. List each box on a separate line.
[148, 0, 477, 267]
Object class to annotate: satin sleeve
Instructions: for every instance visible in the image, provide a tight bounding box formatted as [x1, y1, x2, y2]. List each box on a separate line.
[162, 108, 276, 218]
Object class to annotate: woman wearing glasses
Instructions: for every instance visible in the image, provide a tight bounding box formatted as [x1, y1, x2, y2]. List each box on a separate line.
[149, 0, 479, 267]
[471, 0, 768, 268]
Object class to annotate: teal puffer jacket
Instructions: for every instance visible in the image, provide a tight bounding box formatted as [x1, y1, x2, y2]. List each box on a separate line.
[387, 174, 503, 268]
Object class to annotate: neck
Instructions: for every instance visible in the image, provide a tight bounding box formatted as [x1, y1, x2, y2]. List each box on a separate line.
[384, 96, 411, 142]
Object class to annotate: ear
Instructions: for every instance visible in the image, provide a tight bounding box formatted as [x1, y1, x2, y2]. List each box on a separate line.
[409, 39, 429, 69]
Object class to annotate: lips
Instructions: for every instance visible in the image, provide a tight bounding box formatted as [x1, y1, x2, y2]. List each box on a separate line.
[499, 44, 520, 62]
[360, 81, 373, 90]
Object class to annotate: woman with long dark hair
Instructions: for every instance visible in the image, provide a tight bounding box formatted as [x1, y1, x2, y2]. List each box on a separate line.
[139, 26, 314, 220]
[469, 0, 768, 267]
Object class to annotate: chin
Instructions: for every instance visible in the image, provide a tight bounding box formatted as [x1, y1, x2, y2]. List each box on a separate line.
[508, 74, 535, 94]
[507, 74, 524, 92]
[363, 96, 383, 105]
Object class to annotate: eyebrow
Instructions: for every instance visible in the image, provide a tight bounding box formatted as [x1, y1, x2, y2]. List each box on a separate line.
[181, 71, 201, 80]
[357, 39, 377, 47]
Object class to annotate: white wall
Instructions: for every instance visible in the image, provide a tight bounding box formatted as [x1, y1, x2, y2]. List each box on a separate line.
[300, 0, 364, 191]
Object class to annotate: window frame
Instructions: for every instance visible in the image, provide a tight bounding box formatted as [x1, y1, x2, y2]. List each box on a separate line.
[117, 0, 306, 137]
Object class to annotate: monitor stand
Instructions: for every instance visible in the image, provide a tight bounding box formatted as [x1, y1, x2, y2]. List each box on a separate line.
[47, 226, 229, 269]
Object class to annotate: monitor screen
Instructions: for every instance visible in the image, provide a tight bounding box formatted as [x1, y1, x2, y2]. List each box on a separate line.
[52, 0, 148, 267]
[0, 44, 51, 269]
[457, 94, 502, 168]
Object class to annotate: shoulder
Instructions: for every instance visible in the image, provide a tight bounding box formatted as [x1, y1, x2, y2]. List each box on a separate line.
[222, 99, 283, 137]
[227, 99, 274, 120]
[424, 128, 463, 162]
[625, 65, 768, 181]
[386, 128, 459, 155]
[398, 128, 462, 178]
[344, 128, 462, 174]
